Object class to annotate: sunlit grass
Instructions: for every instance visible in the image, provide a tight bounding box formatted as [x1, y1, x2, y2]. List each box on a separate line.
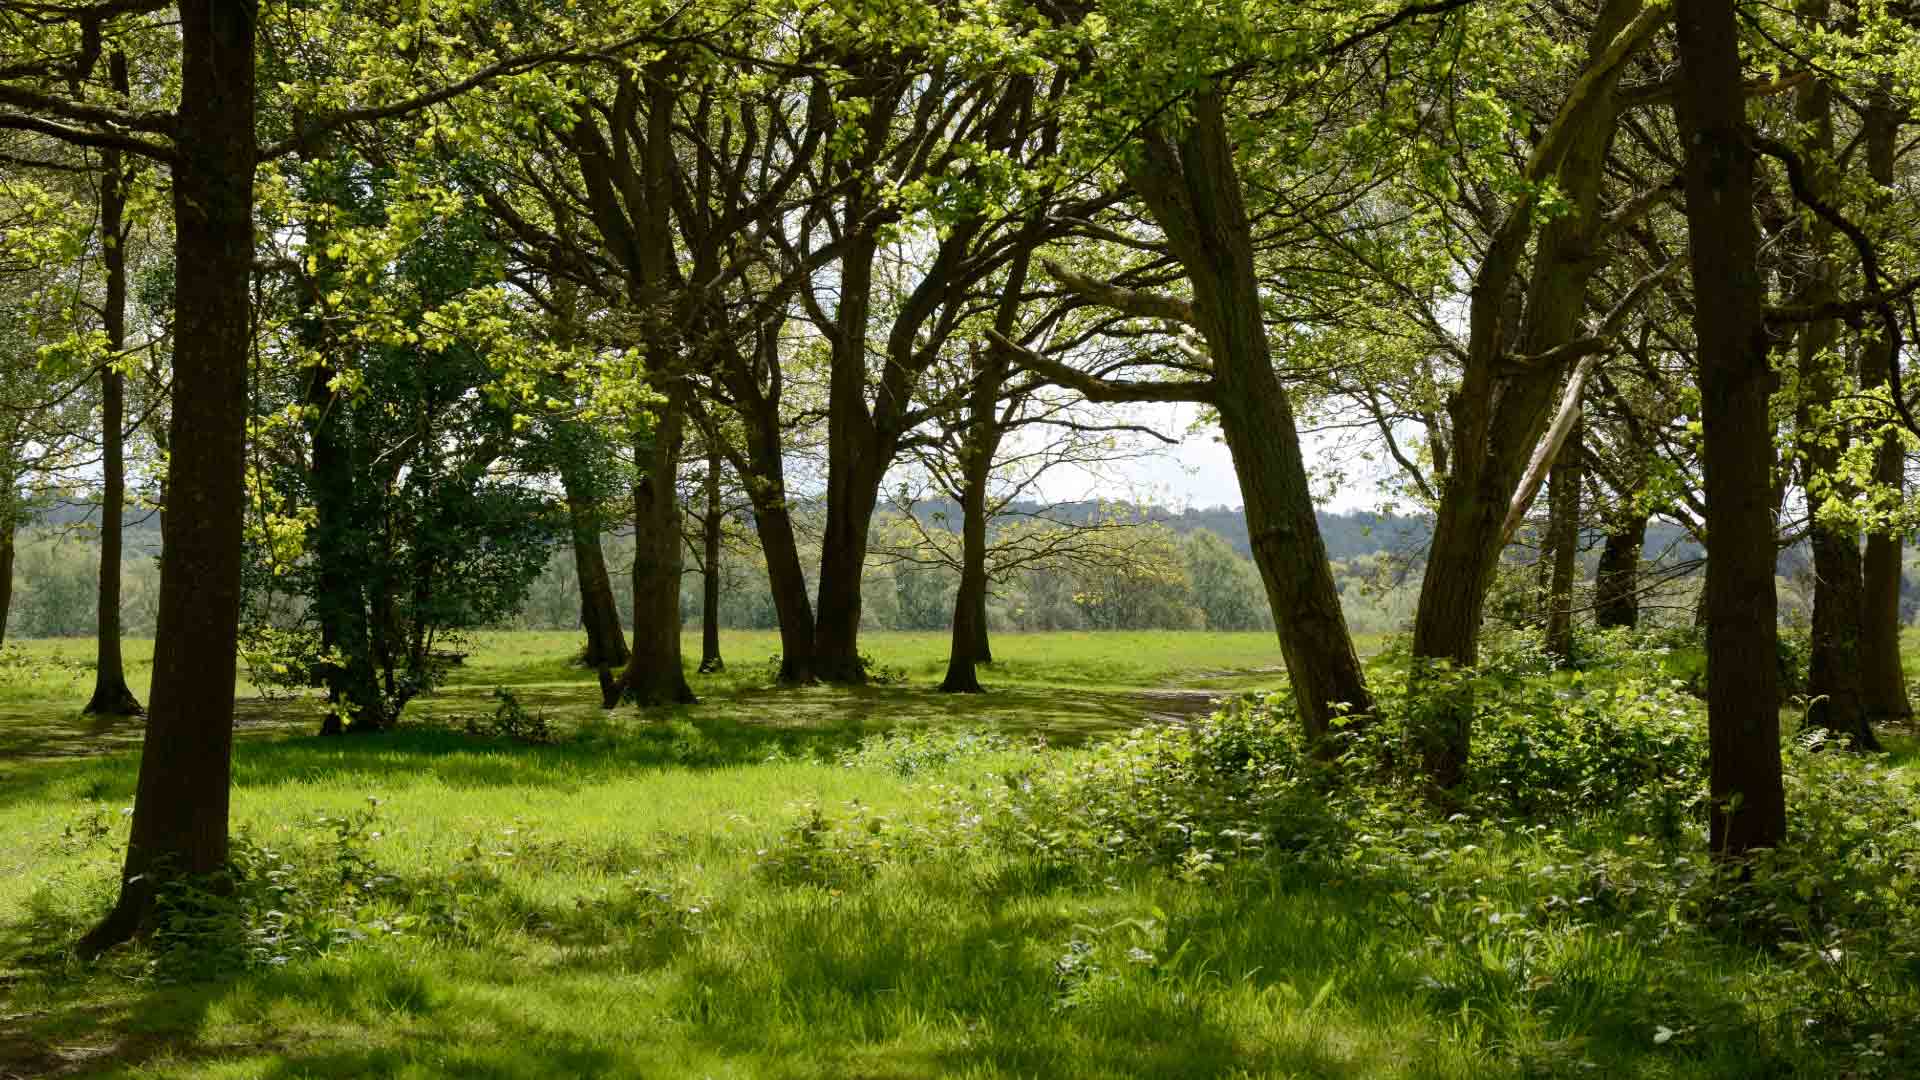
[0, 627, 1914, 1077]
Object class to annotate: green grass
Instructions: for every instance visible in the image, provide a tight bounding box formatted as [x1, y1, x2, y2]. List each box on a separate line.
[0, 628, 1915, 1078]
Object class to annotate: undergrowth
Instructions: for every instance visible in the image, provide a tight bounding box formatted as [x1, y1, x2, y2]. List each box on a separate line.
[7, 627, 1919, 1078]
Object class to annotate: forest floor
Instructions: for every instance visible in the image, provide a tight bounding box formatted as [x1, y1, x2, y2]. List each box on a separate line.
[0, 629, 1916, 1078]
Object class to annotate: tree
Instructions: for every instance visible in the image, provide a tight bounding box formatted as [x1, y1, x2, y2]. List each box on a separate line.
[1009, 82, 1375, 742]
[83, 47, 144, 717]
[1672, 0, 1787, 856]
[1184, 529, 1270, 632]
[1407, 0, 1662, 787]
[0, 0, 665, 949]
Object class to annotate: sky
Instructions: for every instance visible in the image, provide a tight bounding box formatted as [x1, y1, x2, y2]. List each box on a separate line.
[1022, 402, 1394, 514]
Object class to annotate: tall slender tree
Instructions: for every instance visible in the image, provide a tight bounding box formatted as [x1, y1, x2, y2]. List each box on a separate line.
[1672, 0, 1787, 856]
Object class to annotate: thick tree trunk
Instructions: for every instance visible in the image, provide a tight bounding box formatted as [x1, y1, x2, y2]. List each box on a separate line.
[1674, 0, 1788, 855]
[1860, 101, 1911, 728]
[813, 480, 880, 683]
[560, 460, 628, 704]
[1124, 94, 1372, 744]
[1410, 0, 1638, 787]
[814, 232, 886, 684]
[81, 0, 254, 953]
[607, 386, 695, 707]
[86, 86, 144, 718]
[1593, 513, 1647, 629]
[699, 438, 724, 674]
[1544, 417, 1584, 664]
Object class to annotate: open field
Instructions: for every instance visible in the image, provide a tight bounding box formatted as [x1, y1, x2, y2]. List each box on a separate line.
[1, 629, 1917, 1078]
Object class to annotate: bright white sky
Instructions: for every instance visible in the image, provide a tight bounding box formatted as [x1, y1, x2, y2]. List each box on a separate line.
[1022, 402, 1392, 514]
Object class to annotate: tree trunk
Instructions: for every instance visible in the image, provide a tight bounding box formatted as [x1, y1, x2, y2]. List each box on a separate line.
[560, 459, 628, 704]
[973, 578, 993, 664]
[1860, 101, 1911, 728]
[81, 0, 255, 953]
[1792, 48, 1878, 751]
[699, 438, 724, 674]
[0, 526, 14, 648]
[1123, 94, 1372, 745]
[941, 420, 997, 694]
[716, 356, 816, 684]
[813, 232, 886, 684]
[85, 72, 145, 718]
[1674, 0, 1788, 856]
[1593, 513, 1646, 629]
[607, 385, 695, 707]
[1544, 417, 1584, 664]
[1410, 0, 1638, 787]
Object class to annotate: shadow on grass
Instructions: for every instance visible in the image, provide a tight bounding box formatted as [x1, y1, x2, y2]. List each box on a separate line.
[0, 831, 1792, 1080]
[0, 679, 1204, 818]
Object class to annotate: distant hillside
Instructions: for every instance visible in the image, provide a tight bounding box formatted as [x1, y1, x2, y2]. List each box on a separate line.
[27, 492, 1709, 568]
[895, 498, 1707, 566]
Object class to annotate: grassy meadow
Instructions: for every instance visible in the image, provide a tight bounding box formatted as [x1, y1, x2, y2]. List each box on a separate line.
[0, 628, 1917, 1078]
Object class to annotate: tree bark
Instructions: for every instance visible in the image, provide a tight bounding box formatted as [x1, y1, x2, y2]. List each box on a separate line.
[1673, 0, 1788, 856]
[607, 384, 695, 707]
[81, 0, 255, 952]
[559, 458, 628, 704]
[1544, 416, 1584, 664]
[1860, 100, 1911, 728]
[1410, 0, 1639, 788]
[941, 392, 999, 693]
[699, 437, 724, 674]
[1123, 93, 1372, 744]
[0, 526, 13, 648]
[973, 572, 993, 664]
[814, 231, 886, 684]
[1791, 44, 1878, 751]
[1593, 513, 1646, 629]
[85, 62, 145, 718]
[713, 331, 816, 683]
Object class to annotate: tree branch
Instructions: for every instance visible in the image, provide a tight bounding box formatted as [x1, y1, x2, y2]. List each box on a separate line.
[0, 109, 172, 159]
[987, 329, 1215, 405]
[1040, 258, 1195, 326]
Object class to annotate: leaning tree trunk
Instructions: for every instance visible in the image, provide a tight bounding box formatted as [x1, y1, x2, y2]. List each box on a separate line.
[1410, 0, 1638, 788]
[607, 384, 695, 707]
[698, 438, 724, 674]
[1544, 416, 1584, 665]
[561, 463, 629, 704]
[85, 86, 145, 718]
[1793, 51, 1878, 751]
[1124, 93, 1372, 745]
[1593, 512, 1647, 629]
[82, 0, 255, 953]
[1860, 100, 1911, 728]
[720, 367, 816, 684]
[1674, 0, 1788, 856]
